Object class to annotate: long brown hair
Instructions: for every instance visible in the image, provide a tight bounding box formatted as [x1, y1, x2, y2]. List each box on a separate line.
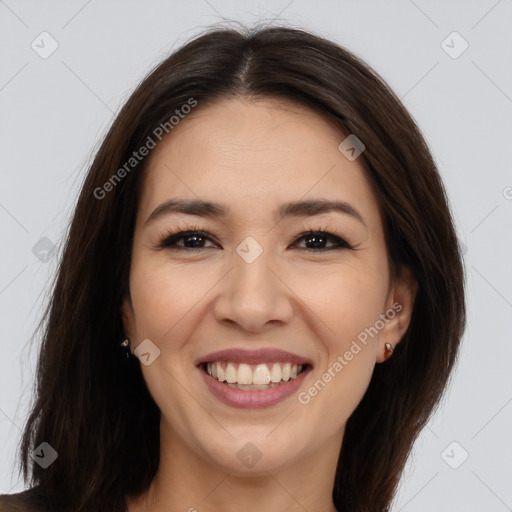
[14, 23, 466, 512]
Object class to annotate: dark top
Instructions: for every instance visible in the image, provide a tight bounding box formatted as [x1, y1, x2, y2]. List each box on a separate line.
[0, 487, 48, 512]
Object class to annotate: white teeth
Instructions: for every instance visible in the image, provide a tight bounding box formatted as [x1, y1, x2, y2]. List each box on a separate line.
[237, 363, 252, 385]
[205, 362, 304, 385]
[225, 363, 237, 383]
[282, 362, 291, 381]
[270, 363, 281, 383]
[216, 362, 225, 382]
[253, 364, 271, 385]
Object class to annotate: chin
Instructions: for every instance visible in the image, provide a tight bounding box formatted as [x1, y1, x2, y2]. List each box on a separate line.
[191, 428, 308, 476]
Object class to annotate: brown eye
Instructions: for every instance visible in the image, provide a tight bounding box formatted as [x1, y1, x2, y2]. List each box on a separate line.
[292, 231, 352, 251]
[158, 230, 219, 250]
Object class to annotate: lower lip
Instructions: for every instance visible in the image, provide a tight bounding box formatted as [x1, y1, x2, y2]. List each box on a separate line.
[199, 365, 311, 409]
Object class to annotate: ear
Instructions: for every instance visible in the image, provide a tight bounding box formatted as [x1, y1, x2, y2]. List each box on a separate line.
[120, 294, 136, 351]
[376, 266, 418, 363]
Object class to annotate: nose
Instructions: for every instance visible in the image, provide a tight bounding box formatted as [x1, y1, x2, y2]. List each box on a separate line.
[212, 245, 294, 333]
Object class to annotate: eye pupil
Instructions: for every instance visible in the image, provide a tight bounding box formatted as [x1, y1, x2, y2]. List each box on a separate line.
[185, 235, 203, 247]
[305, 234, 326, 249]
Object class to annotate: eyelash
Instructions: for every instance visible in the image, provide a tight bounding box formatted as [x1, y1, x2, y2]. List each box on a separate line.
[155, 224, 353, 252]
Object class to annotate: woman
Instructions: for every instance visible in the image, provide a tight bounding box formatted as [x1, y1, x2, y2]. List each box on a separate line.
[0, 24, 466, 512]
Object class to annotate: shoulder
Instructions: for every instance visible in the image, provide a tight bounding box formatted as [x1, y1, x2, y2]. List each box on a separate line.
[0, 487, 49, 512]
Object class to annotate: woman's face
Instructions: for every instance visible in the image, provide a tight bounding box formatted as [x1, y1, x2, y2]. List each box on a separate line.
[121, 97, 415, 476]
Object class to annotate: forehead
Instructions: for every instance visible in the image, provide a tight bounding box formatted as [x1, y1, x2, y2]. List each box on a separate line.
[138, 98, 382, 229]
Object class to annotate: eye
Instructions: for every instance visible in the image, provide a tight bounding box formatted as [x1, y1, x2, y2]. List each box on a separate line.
[156, 229, 218, 251]
[291, 230, 353, 251]
[156, 228, 353, 253]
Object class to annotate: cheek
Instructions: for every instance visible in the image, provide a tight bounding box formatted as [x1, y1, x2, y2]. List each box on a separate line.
[296, 263, 385, 407]
[127, 262, 210, 436]
[296, 261, 387, 342]
[129, 259, 214, 341]
[298, 269, 381, 421]
[304, 355, 375, 431]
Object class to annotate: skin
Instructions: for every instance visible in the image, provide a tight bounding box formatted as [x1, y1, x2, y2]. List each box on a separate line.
[121, 97, 417, 512]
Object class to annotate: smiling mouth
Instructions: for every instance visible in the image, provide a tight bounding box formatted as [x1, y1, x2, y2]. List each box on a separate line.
[200, 361, 310, 390]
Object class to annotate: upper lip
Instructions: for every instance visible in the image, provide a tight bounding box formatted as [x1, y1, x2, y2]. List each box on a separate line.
[196, 348, 313, 367]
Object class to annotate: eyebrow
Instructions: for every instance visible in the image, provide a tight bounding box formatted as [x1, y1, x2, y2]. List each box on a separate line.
[144, 198, 366, 228]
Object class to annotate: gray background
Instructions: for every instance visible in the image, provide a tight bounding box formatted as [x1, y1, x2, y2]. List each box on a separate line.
[1, 0, 511, 510]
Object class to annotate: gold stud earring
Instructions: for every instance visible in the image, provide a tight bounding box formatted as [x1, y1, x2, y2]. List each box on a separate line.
[384, 342, 394, 360]
[120, 338, 132, 360]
